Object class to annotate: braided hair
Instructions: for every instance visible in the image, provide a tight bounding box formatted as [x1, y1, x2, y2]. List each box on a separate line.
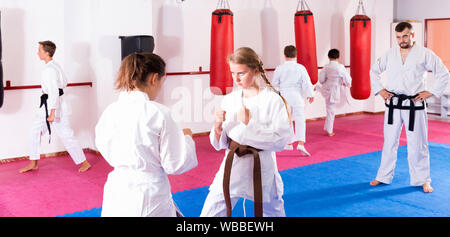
[227, 47, 292, 122]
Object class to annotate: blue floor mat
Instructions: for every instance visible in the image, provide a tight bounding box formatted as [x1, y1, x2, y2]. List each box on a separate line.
[173, 142, 450, 217]
[61, 142, 450, 217]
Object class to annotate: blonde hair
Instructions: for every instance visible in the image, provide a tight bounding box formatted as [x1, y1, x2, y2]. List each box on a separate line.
[115, 53, 166, 91]
[227, 47, 292, 122]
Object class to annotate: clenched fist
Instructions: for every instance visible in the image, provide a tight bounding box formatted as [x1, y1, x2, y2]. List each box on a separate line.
[237, 105, 251, 125]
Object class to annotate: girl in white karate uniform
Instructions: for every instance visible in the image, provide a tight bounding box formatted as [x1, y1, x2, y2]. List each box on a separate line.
[318, 49, 352, 136]
[95, 53, 198, 217]
[200, 47, 292, 217]
[20, 41, 91, 173]
[272, 45, 314, 156]
[370, 22, 449, 193]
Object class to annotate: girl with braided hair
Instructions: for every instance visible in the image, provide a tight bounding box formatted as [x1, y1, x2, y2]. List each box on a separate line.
[201, 47, 292, 217]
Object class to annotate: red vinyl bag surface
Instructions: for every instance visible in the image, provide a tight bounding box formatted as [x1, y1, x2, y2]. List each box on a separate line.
[294, 10, 318, 85]
[350, 14, 371, 100]
[210, 8, 234, 95]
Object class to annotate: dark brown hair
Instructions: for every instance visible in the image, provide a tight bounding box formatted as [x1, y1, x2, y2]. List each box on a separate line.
[284, 45, 297, 58]
[115, 53, 166, 91]
[328, 49, 340, 59]
[395, 22, 413, 32]
[39, 40, 56, 57]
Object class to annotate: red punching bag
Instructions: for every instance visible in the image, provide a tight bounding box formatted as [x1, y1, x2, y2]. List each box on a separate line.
[350, 0, 371, 100]
[294, 0, 318, 85]
[210, 0, 234, 95]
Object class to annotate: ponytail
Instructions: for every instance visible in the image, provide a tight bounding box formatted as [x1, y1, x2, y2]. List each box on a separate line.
[115, 53, 166, 91]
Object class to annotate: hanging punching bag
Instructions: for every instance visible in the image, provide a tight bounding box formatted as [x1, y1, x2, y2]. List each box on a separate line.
[210, 0, 234, 95]
[0, 12, 3, 108]
[294, 0, 318, 85]
[350, 1, 371, 100]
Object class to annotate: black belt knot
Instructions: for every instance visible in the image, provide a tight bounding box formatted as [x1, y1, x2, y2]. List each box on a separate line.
[385, 92, 426, 132]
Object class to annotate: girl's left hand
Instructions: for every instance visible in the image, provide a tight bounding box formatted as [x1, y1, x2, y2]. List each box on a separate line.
[238, 105, 251, 125]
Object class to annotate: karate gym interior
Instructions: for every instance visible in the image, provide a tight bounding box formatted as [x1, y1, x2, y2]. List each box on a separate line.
[0, 0, 449, 218]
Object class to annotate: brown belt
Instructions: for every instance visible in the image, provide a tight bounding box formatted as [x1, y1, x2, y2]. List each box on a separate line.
[223, 140, 263, 217]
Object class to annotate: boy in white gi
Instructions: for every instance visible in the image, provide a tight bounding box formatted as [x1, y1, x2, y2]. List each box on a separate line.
[96, 53, 198, 217]
[369, 22, 449, 193]
[318, 49, 352, 136]
[19, 41, 91, 173]
[272, 45, 314, 156]
[200, 47, 291, 217]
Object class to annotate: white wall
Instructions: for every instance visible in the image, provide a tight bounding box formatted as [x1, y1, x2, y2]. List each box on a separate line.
[394, 0, 450, 112]
[0, 0, 153, 159]
[394, 0, 450, 23]
[152, 0, 393, 133]
[1, 0, 395, 159]
[0, 0, 93, 159]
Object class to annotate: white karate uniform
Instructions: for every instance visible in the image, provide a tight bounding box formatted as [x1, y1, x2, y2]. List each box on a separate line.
[200, 88, 291, 217]
[30, 60, 86, 165]
[95, 91, 198, 217]
[370, 44, 449, 186]
[318, 61, 352, 134]
[272, 61, 314, 142]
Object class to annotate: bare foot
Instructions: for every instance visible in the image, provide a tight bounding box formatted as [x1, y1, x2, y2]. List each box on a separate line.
[19, 161, 39, 173]
[422, 183, 434, 193]
[370, 180, 382, 186]
[78, 161, 91, 172]
[297, 145, 311, 157]
[328, 132, 336, 137]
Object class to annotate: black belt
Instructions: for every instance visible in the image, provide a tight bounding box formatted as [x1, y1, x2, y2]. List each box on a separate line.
[39, 89, 64, 142]
[385, 92, 425, 132]
[223, 140, 263, 217]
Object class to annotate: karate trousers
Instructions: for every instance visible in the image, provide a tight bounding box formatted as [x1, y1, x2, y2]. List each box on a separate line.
[375, 98, 431, 186]
[200, 181, 286, 217]
[290, 105, 306, 143]
[324, 101, 337, 134]
[29, 115, 86, 165]
[280, 90, 306, 143]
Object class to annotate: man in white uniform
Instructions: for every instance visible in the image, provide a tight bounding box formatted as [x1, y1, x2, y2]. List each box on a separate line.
[369, 22, 449, 193]
[272, 45, 314, 156]
[19, 41, 91, 173]
[318, 49, 352, 136]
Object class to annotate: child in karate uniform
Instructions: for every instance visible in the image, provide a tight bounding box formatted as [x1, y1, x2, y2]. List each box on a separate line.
[95, 53, 198, 216]
[200, 47, 291, 217]
[272, 45, 314, 156]
[318, 49, 352, 136]
[20, 41, 91, 173]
